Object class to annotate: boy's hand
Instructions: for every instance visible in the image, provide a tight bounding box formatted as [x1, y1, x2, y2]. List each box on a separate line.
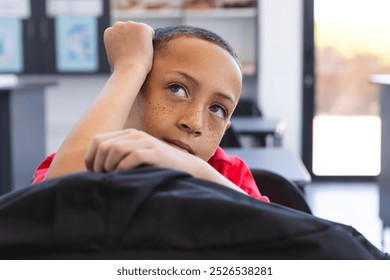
[85, 129, 201, 173]
[104, 21, 154, 75]
[84, 129, 246, 195]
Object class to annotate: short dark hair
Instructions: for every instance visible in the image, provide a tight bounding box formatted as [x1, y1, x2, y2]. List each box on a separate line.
[153, 25, 241, 69]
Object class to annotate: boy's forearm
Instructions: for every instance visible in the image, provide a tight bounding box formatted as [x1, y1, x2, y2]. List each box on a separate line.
[189, 157, 247, 195]
[204, 170, 247, 195]
[45, 66, 148, 179]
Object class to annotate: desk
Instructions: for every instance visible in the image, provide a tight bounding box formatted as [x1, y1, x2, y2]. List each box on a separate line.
[369, 75, 390, 239]
[0, 77, 56, 194]
[224, 148, 311, 187]
[230, 117, 286, 147]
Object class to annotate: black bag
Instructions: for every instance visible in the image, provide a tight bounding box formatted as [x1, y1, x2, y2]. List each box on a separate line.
[0, 166, 388, 260]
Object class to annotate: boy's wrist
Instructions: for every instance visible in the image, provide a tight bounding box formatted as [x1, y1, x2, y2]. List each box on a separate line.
[108, 63, 150, 96]
[112, 61, 150, 77]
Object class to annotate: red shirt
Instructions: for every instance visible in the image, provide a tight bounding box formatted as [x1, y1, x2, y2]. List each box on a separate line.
[208, 147, 269, 202]
[32, 147, 269, 202]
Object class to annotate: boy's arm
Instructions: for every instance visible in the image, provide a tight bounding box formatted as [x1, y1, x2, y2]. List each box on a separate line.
[45, 22, 154, 180]
[84, 129, 248, 195]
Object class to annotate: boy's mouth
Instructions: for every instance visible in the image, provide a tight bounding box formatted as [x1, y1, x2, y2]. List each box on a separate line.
[163, 138, 195, 155]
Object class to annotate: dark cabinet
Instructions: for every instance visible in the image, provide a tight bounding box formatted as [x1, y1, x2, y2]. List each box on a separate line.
[371, 75, 390, 235]
[0, 78, 56, 194]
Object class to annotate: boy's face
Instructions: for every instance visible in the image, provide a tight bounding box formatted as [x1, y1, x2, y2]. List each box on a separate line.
[127, 36, 242, 161]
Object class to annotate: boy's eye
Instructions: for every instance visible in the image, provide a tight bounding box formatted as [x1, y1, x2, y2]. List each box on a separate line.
[168, 84, 187, 97]
[209, 104, 227, 118]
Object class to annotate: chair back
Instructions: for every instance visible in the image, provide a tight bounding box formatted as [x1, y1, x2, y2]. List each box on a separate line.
[251, 169, 312, 214]
[233, 98, 262, 117]
[220, 126, 242, 148]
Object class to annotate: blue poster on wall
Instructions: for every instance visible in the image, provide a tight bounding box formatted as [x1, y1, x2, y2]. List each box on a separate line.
[55, 16, 98, 72]
[0, 18, 23, 73]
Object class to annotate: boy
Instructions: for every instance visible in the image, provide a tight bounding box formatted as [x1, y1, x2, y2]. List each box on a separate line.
[33, 21, 269, 202]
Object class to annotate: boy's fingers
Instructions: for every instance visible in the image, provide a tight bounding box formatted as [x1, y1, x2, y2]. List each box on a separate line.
[116, 149, 157, 171]
[85, 143, 97, 171]
[104, 138, 138, 171]
[104, 135, 156, 171]
[85, 130, 127, 171]
[140, 22, 155, 37]
[85, 129, 152, 172]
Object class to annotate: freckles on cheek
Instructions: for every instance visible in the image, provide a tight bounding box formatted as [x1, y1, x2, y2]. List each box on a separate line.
[148, 102, 175, 127]
[206, 123, 224, 146]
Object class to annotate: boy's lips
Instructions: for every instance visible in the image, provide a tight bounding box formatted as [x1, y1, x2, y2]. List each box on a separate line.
[163, 138, 195, 155]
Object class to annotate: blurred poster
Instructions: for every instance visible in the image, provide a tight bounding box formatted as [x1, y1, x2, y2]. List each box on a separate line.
[55, 16, 98, 72]
[0, 19, 23, 73]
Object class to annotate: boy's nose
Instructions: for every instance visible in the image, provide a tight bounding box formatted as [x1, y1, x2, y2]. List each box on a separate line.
[178, 109, 204, 137]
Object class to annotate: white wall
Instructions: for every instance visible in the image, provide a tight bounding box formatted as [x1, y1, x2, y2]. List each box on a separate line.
[44, 75, 108, 153]
[259, 0, 303, 156]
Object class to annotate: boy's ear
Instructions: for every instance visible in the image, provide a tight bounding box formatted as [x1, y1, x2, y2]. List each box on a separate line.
[225, 121, 231, 131]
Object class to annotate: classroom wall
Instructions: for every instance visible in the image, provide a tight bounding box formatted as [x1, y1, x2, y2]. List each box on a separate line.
[44, 75, 108, 153]
[44, 0, 304, 157]
[259, 0, 303, 156]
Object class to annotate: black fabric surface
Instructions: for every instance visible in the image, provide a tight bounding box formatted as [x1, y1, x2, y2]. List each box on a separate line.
[0, 166, 388, 260]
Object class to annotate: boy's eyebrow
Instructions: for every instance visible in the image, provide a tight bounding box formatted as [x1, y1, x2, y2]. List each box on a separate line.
[213, 92, 236, 108]
[169, 70, 199, 87]
[170, 70, 236, 106]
